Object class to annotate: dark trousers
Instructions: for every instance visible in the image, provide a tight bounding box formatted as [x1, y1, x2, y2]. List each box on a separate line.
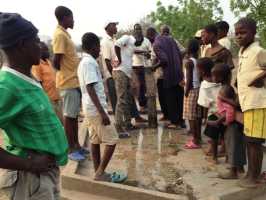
[157, 79, 168, 118]
[164, 84, 184, 124]
[106, 77, 139, 118]
[133, 67, 147, 107]
[106, 77, 117, 113]
[225, 122, 246, 167]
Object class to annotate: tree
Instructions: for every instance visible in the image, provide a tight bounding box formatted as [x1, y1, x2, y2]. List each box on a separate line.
[149, 0, 223, 44]
[230, 0, 266, 47]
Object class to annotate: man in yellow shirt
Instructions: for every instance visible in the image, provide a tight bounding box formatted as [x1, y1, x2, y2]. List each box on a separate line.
[52, 6, 85, 161]
[32, 42, 63, 123]
[235, 17, 266, 188]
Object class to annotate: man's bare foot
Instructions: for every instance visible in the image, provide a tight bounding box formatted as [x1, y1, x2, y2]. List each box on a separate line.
[219, 171, 238, 179]
[218, 149, 226, 157]
[203, 147, 213, 156]
[135, 116, 148, 123]
[238, 167, 245, 174]
[94, 172, 111, 182]
[139, 107, 147, 114]
[159, 116, 168, 121]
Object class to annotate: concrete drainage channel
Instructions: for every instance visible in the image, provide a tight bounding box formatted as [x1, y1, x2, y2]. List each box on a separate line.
[60, 160, 266, 200]
[61, 159, 190, 200]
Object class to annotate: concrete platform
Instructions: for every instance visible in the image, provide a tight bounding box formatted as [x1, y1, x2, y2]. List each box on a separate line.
[61, 120, 266, 200]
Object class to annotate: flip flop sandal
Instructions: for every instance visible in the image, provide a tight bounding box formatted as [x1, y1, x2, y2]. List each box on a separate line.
[79, 148, 90, 156]
[166, 124, 181, 129]
[184, 141, 201, 149]
[119, 132, 131, 139]
[68, 151, 86, 162]
[184, 140, 193, 147]
[110, 172, 128, 183]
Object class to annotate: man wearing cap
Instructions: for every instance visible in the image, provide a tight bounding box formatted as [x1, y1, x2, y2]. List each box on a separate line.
[101, 21, 119, 114]
[0, 13, 68, 199]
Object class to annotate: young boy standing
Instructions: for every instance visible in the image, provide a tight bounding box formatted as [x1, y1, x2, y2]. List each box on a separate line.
[78, 33, 125, 182]
[235, 18, 266, 188]
[52, 6, 84, 161]
[0, 13, 68, 199]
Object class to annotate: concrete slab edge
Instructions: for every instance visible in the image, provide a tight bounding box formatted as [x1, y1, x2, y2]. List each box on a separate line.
[203, 185, 266, 200]
[61, 174, 188, 200]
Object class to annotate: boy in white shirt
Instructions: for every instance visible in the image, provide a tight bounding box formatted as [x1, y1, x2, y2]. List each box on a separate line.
[78, 33, 125, 182]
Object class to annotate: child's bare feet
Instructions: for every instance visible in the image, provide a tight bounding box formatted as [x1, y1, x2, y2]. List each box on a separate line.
[218, 149, 226, 157]
[237, 167, 245, 174]
[238, 177, 261, 188]
[204, 145, 213, 156]
[205, 156, 219, 165]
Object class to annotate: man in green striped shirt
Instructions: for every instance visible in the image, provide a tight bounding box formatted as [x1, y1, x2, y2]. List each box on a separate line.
[0, 13, 68, 200]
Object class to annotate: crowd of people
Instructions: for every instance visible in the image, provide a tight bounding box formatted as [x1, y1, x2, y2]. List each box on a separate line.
[0, 4, 266, 199]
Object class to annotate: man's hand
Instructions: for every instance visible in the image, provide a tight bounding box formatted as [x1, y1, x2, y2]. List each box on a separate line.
[184, 88, 190, 97]
[207, 120, 219, 127]
[144, 52, 151, 59]
[100, 111, 111, 126]
[179, 80, 185, 87]
[248, 78, 264, 88]
[116, 60, 121, 67]
[27, 154, 56, 173]
[202, 118, 207, 125]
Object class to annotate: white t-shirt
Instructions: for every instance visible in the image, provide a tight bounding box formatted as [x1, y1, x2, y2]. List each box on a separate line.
[197, 80, 221, 116]
[78, 53, 108, 116]
[113, 35, 136, 78]
[184, 57, 200, 89]
[132, 37, 152, 67]
[218, 37, 231, 50]
[101, 34, 118, 80]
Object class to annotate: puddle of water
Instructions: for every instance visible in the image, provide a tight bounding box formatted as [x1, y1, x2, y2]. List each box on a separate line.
[112, 125, 194, 197]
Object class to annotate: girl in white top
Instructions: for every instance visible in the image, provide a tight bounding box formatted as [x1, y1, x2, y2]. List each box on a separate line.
[183, 39, 202, 149]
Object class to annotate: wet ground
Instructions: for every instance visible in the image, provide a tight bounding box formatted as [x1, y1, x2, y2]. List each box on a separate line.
[76, 117, 266, 200]
[1, 116, 266, 200]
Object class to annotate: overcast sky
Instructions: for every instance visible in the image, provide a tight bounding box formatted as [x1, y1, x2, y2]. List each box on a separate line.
[1, 0, 236, 44]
